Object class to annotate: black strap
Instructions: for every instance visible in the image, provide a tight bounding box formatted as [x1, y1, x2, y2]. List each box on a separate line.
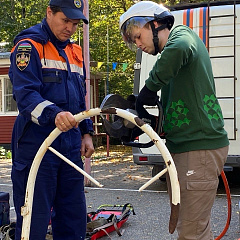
[150, 22, 168, 55]
[122, 203, 136, 216]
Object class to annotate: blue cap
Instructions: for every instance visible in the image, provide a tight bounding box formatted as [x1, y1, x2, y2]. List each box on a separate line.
[49, 0, 88, 24]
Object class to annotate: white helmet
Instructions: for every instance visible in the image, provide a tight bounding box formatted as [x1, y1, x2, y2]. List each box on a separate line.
[119, 1, 174, 54]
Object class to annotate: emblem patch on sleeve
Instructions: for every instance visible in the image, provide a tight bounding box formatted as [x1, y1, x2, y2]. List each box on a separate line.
[16, 52, 31, 71]
[17, 42, 32, 52]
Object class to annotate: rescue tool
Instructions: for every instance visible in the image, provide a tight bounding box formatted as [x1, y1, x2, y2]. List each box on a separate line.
[85, 203, 136, 240]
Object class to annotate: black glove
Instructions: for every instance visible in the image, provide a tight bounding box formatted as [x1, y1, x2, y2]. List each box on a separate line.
[135, 85, 157, 137]
[136, 85, 158, 106]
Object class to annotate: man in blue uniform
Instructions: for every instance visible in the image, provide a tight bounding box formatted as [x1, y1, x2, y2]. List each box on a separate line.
[9, 0, 94, 239]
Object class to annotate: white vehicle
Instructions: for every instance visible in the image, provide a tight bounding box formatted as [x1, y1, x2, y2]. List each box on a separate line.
[132, 1, 240, 176]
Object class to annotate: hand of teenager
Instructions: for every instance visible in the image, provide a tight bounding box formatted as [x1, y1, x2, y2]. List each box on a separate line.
[136, 84, 159, 106]
[135, 85, 158, 130]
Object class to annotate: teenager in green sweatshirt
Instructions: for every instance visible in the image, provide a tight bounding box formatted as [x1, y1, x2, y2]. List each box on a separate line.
[120, 1, 229, 240]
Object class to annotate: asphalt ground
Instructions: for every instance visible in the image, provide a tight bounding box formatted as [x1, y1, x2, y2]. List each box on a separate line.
[1, 151, 240, 240]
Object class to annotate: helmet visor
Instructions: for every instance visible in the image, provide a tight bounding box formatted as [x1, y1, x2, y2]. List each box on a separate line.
[120, 16, 154, 51]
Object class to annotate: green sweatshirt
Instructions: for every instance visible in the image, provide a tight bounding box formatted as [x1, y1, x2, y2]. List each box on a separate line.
[145, 25, 229, 153]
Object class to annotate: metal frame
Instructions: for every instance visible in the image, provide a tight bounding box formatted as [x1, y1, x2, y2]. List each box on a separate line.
[208, 0, 237, 140]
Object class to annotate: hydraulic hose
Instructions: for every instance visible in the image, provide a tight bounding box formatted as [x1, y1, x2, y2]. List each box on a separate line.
[215, 170, 232, 240]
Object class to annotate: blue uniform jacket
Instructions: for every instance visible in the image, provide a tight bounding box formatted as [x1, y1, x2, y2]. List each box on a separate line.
[9, 18, 93, 164]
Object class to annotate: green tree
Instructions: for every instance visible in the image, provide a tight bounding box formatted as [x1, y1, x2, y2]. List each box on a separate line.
[0, 0, 48, 49]
[89, 0, 136, 102]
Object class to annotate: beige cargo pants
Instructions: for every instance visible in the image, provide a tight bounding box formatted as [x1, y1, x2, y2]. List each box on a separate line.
[167, 146, 229, 240]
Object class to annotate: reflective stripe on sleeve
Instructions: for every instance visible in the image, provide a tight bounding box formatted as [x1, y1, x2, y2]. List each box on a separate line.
[31, 100, 53, 125]
[70, 64, 83, 75]
[41, 59, 68, 70]
[41, 59, 83, 75]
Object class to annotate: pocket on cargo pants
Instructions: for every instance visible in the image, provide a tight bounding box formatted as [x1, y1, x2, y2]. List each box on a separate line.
[177, 179, 218, 240]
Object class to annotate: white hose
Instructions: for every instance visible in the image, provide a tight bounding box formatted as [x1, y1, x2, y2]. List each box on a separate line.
[21, 107, 180, 239]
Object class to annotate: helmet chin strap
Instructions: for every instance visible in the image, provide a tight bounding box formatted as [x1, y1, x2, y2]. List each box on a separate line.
[150, 22, 168, 55]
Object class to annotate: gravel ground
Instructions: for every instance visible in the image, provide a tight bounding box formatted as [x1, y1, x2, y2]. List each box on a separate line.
[0, 145, 240, 240]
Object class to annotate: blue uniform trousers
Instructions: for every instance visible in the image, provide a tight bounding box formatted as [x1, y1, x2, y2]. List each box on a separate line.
[12, 141, 87, 240]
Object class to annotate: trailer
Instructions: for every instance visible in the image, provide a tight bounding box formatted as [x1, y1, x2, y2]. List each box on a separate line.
[132, 0, 240, 177]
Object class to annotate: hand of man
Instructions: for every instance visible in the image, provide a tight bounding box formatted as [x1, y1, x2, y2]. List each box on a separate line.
[136, 85, 159, 106]
[55, 111, 78, 132]
[81, 134, 95, 158]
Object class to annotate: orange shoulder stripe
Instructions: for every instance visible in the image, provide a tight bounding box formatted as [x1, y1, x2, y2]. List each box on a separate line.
[12, 39, 84, 71]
